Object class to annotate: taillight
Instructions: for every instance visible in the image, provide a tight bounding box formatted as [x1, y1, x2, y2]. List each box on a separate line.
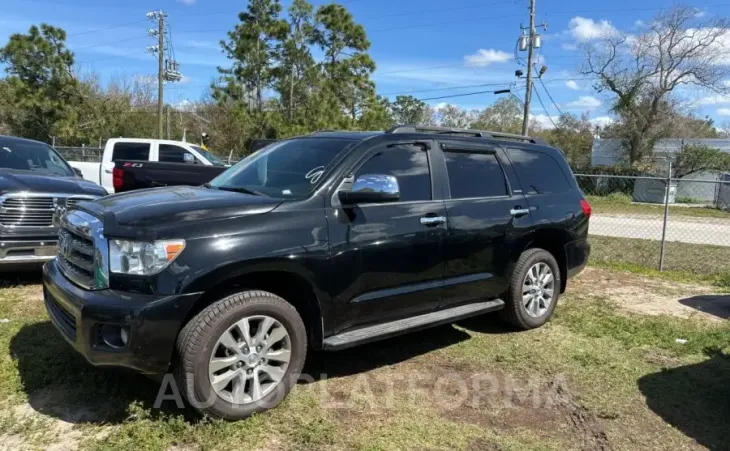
[112, 168, 124, 190]
[580, 199, 592, 218]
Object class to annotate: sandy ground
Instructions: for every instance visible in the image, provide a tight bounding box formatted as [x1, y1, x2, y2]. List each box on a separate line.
[568, 267, 730, 321]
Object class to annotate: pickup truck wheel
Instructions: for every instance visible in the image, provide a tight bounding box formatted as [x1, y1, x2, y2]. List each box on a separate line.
[501, 248, 561, 330]
[174, 290, 307, 420]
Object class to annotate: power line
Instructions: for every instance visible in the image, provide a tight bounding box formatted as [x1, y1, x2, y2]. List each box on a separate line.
[418, 89, 508, 102]
[75, 51, 148, 64]
[537, 76, 564, 116]
[74, 35, 148, 51]
[532, 84, 558, 128]
[364, 0, 518, 20]
[382, 82, 513, 96]
[370, 13, 524, 32]
[67, 19, 147, 37]
[376, 55, 583, 76]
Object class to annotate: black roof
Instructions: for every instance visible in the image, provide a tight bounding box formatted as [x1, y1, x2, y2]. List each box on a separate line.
[0, 135, 47, 145]
[307, 131, 384, 140]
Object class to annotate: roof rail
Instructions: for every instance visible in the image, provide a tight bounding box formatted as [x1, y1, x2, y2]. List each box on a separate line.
[386, 124, 544, 144]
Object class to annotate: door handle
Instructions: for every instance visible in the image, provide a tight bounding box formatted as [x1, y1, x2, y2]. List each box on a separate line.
[510, 208, 530, 217]
[104, 168, 113, 174]
[420, 216, 446, 226]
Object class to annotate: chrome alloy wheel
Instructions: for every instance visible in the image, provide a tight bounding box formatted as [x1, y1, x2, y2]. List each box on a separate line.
[208, 315, 291, 404]
[522, 262, 555, 318]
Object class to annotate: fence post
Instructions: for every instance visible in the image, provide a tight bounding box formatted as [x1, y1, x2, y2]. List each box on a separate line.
[658, 159, 671, 271]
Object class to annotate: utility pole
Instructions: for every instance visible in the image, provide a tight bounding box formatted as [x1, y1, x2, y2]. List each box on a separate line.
[521, 0, 536, 136]
[147, 10, 181, 139]
[516, 0, 546, 136]
[166, 105, 171, 140]
[157, 12, 164, 139]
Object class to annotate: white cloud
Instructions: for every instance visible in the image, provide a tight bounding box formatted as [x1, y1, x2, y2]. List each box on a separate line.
[565, 80, 580, 90]
[634, 20, 645, 28]
[177, 0, 196, 4]
[175, 99, 196, 111]
[561, 43, 578, 51]
[694, 9, 707, 18]
[179, 75, 193, 85]
[566, 95, 602, 109]
[531, 114, 557, 129]
[590, 116, 614, 127]
[696, 94, 730, 105]
[718, 108, 730, 116]
[464, 49, 512, 67]
[568, 17, 619, 42]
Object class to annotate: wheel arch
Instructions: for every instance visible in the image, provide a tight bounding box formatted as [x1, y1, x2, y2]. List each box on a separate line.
[180, 261, 325, 351]
[518, 228, 569, 294]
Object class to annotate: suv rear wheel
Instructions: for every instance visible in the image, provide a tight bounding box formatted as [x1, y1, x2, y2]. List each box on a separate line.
[501, 248, 561, 330]
[174, 290, 307, 419]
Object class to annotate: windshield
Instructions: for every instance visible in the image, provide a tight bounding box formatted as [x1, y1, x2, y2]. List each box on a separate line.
[209, 138, 354, 198]
[0, 138, 74, 176]
[191, 145, 226, 167]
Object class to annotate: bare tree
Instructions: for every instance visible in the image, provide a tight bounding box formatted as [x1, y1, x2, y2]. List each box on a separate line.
[581, 5, 730, 162]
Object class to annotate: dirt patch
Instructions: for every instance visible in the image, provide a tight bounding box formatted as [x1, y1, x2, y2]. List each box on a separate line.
[568, 267, 723, 321]
[550, 381, 611, 451]
[1, 386, 117, 450]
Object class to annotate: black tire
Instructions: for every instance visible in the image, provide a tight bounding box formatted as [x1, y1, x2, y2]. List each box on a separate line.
[501, 248, 561, 330]
[174, 290, 307, 420]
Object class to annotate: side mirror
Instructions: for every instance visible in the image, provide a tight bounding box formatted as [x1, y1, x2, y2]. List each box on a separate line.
[183, 153, 195, 164]
[72, 167, 83, 178]
[338, 174, 400, 205]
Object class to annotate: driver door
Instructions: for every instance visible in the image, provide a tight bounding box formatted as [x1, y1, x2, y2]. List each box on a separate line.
[326, 141, 448, 330]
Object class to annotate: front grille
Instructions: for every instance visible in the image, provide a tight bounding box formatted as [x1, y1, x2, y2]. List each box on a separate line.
[45, 289, 77, 341]
[66, 198, 83, 210]
[57, 227, 96, 289]
[57, 210, 107, 290]
[0, 196, 55, 227]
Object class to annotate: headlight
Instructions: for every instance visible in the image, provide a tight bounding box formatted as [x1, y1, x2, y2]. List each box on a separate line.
[109, 239, 185, 275]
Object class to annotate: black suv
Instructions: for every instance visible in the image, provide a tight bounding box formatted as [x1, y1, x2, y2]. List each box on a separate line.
[43, 125, 590, 419]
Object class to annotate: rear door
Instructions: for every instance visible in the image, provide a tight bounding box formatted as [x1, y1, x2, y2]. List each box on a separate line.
[435, 140, 532, 305]
[101, 141, 151, 193]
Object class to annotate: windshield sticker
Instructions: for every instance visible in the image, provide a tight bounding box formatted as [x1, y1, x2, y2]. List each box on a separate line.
[305, 166, 325, 184]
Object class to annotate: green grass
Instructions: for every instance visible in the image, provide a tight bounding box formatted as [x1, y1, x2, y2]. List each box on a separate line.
[587, 194, 730, 219]
[0, 273, 729, 450]
[590, 235, 730, 289]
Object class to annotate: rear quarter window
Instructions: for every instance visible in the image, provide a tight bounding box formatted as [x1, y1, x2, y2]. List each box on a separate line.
[112, 142, 151, 162]
[507, 148, 572, 194]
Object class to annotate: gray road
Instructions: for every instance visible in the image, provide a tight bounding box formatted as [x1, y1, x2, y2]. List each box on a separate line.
[589, 214, 730, 247]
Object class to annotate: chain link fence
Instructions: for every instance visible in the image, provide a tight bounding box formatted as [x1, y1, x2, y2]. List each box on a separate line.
[55, 146, 103, 162]
[577, 169, 730, 282]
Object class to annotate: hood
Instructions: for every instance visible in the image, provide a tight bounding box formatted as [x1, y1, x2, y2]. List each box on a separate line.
[84, 185, 282, 231]
[0, 169, 107, 196]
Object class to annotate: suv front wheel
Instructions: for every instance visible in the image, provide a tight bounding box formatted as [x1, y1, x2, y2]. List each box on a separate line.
[502, 248, 561, 330]
[174, 290, 307, 419]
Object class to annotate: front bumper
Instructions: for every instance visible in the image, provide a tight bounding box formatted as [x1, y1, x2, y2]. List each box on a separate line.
[42, 259, 203, 377]
[0, 240, 57, 265]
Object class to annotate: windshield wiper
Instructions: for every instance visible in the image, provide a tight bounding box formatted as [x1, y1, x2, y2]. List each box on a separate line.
[211, 185, 267, 197]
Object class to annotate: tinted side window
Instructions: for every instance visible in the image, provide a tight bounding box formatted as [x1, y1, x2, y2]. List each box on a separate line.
[112, 142, 150, 161]
[159, 144, 194, 163]
[508, 149, 571, 194]
[355, 145, 431, 202]
[445, 151, 507, 198]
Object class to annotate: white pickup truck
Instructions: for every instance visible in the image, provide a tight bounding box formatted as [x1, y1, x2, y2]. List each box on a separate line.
[67, 138, 226, 193]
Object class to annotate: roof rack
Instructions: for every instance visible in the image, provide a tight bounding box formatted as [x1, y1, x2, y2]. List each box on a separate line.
[386, 124, 544, 144]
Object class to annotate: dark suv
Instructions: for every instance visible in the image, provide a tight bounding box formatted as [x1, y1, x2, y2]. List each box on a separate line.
[43, 125, 590, 420]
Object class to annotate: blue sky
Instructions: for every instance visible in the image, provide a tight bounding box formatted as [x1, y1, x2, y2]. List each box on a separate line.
[2, 0, 730, 128]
